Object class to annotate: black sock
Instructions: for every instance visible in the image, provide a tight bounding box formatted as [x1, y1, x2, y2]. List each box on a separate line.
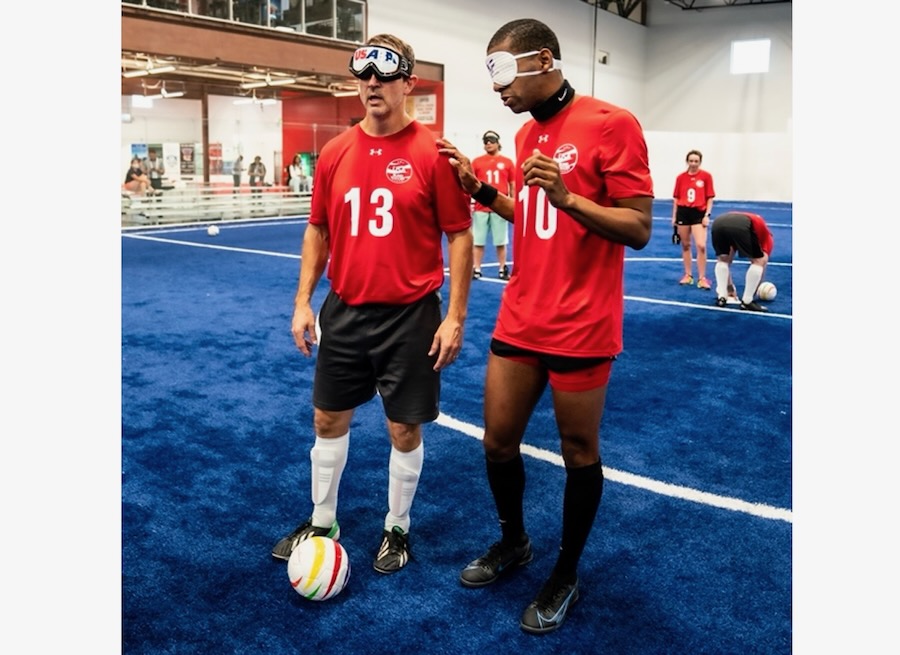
[553, 460, 604, 582]
[486, 454, 527, 545]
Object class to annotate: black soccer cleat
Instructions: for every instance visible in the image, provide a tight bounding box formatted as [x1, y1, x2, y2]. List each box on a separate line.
[459, 537, 533, 588]
[740, 300, 769, 313]
[498, 265, 511, 281]
[271, 518, 340, 560]
[520, 574, 580, 635]
[373, 526, 411, 574]
[473, 269, 483, 280]
[716, 297, 728, 308]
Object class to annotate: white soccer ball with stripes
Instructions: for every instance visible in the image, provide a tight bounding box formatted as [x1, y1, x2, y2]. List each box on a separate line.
[757, 281, 777, 302]
[287, 536, 351, 601]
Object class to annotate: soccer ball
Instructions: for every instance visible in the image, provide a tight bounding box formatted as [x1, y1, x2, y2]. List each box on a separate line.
[757, 281, 777, 302]
[287, 536, 350, 601]
[207, 224, 220, 236]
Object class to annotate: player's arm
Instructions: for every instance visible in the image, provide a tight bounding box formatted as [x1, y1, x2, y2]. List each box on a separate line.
[523, 149, 652, 250]
[671, 177, 680, 224]
[430, 227, 473, 371]
[436, 137, 515, 222]
[470, 180, 515, 222]
[292, 222, 330, 356]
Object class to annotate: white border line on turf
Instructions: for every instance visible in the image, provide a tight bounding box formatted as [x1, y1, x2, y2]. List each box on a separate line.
[435, 412, 792, 524]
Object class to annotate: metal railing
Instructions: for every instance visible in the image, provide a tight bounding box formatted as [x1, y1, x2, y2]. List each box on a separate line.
[121, 183, 310, 227]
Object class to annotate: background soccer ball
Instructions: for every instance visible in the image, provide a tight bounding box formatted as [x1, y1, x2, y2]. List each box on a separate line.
[287, 536, 350, 601]
[207, 224, 220, 236]
[757, 281, 777, 302]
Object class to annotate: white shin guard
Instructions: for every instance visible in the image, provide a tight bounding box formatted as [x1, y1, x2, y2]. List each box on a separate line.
[743, 264, 764, 304]
[309, 434, 348, 525]
[715, 261, 730, 298]
[386, 444, 423, 533]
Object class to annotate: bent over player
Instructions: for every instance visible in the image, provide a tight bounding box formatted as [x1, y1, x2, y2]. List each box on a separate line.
[711, 211, 774, 312]
[272, 33, 473, 574]
[438, 18, 653, 634]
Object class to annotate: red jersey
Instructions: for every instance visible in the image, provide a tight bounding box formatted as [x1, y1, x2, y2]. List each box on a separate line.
[673, 169, 715, 210]
[745, 212, 774, 255]
[495, 96, 654, 358]
[309, 122, 472, 305]
[471, 153, 515, 212]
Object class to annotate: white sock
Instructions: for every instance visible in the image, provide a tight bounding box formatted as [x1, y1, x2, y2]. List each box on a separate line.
[385, 443, 424, 533]
[715, 261, 730, 298]
[309, 432, 349, 527]
[742, 264, 764, 304]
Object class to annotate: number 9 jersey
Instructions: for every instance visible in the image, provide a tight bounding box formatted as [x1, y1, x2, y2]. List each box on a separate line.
[309, 121, 472, 306]
[495, 96, 654, 358]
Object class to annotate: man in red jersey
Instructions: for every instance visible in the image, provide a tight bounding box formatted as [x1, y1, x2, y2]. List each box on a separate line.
[471, 130, 515, 280]
[711, 211, 774, 312]
[672, 149, 716, 289]
[438, 18, 653, 634]
[272, 33, 473, 575]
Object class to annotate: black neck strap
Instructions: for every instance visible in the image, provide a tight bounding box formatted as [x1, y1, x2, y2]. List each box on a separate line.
[530, 80, 575, 122]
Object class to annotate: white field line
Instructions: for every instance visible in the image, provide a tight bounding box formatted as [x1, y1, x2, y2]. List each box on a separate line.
[435, 412, 792, 524]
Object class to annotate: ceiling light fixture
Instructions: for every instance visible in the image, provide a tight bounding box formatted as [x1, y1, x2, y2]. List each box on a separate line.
[240, 73, 295, 89]
[331, 90, 358, 98]
[233, 90, 278, 106]
[146, 82, 185, 100]
[123, 63, 176, 78]
[240, 80, 268, 90]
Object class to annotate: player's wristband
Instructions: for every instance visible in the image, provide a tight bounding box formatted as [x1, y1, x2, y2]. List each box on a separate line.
[472, 183, 498, 206]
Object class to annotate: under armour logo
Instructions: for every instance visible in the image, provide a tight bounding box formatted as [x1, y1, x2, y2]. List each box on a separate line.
[537, 134, 549, 144]
[370, 148, 383, 156]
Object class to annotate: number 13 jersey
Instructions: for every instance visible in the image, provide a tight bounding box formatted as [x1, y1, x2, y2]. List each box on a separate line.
[310, 121, 472, 306]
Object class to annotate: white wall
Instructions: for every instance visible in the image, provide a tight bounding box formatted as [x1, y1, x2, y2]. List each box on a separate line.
[642, 0, 792, 201]
[368, 0, 792, 201]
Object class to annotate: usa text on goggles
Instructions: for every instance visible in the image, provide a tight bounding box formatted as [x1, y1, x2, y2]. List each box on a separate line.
[349, 45, 413, 81]
[485, 50, 563, 87]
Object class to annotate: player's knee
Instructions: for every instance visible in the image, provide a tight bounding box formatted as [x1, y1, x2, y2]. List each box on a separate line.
[483, 432, 521, 461]
[313, 411, 349, 437]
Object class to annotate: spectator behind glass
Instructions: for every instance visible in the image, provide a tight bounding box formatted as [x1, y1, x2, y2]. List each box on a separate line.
[287, 154, 309, 195]
[142, 148, 166, 192]
[232, 155, 244, 190]
[124, 157, 153, 195]
[248, 155, 266, 199]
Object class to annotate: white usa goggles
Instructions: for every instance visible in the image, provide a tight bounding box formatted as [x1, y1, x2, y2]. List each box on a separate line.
[485, 50, 562, 88]
[349, 45, 413, 81]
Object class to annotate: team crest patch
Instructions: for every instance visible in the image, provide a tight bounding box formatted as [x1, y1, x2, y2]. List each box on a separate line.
[696, 180, 705, 187]
[386, 158, 413, 184]
[553, 144, 578, 174]
[497, 162, 506, 170]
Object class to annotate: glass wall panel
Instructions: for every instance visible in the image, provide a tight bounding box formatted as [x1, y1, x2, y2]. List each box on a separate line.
[304, 0, 334, 39]
[122, 0, 365, 40]
[336, 0, 363, 43]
